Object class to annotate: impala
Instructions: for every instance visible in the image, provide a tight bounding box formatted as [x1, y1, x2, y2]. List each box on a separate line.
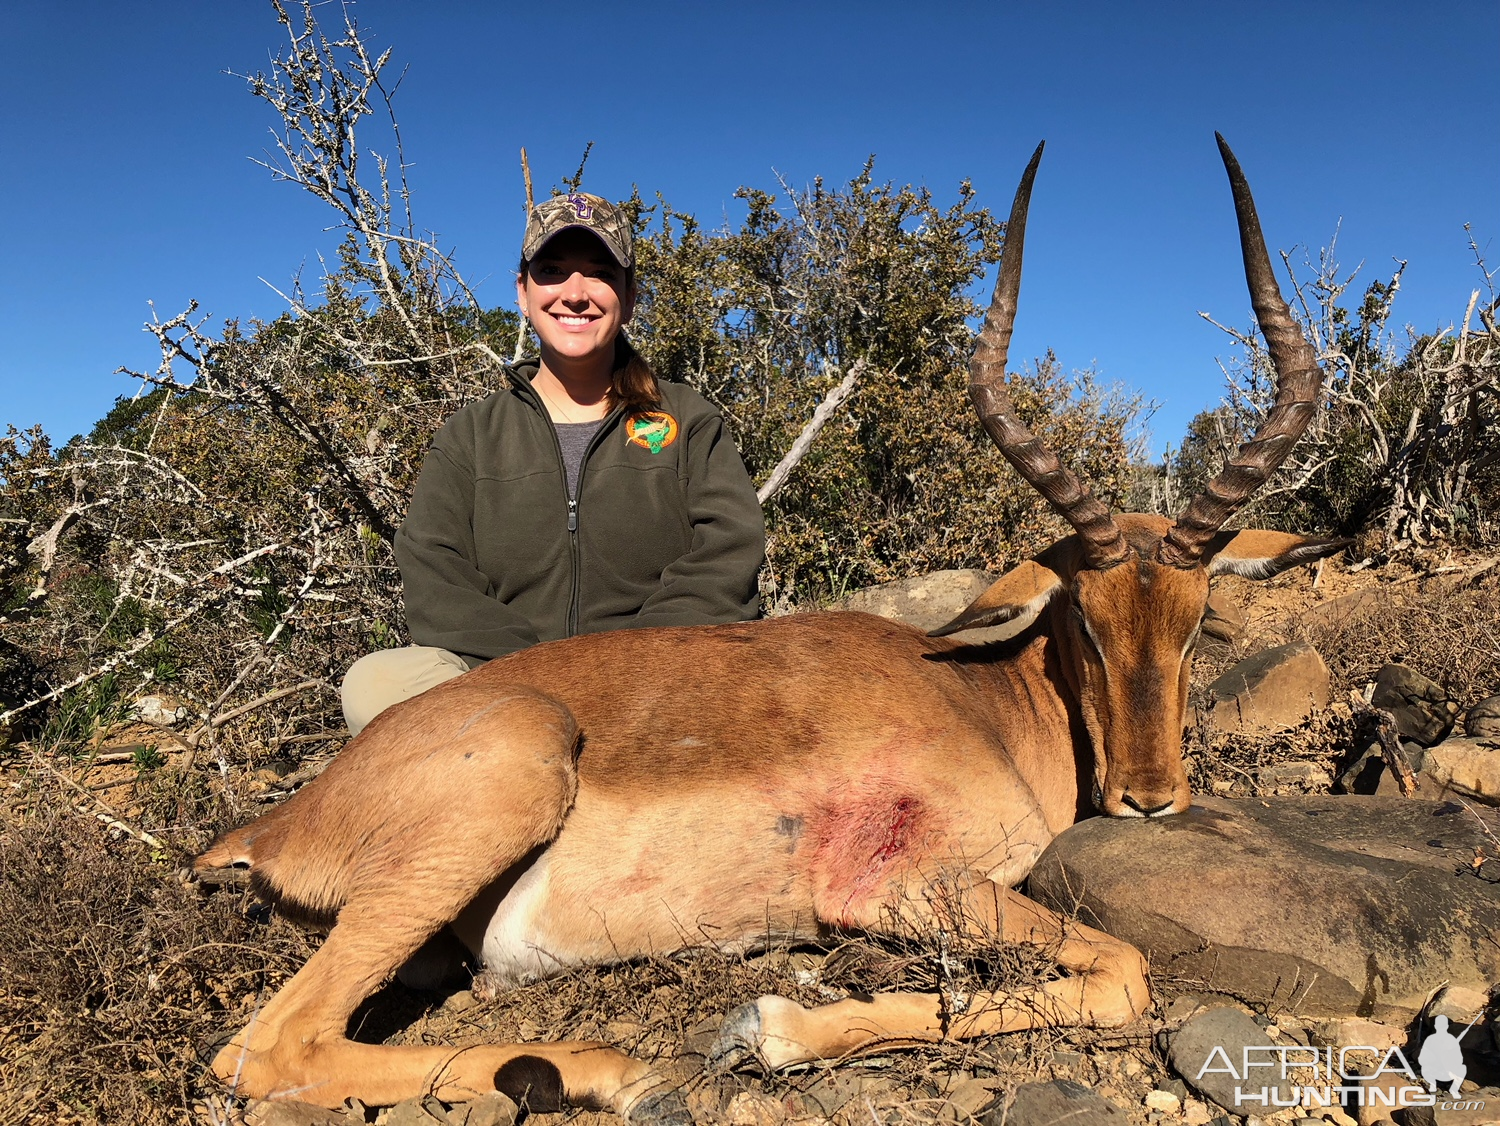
[197, 136, 1346, 1124]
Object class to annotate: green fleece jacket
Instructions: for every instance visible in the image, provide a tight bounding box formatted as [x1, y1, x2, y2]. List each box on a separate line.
[394, 361, 765, 662]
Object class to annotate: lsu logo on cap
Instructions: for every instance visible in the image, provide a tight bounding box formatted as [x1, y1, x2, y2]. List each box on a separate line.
[626, 411, 679, 454]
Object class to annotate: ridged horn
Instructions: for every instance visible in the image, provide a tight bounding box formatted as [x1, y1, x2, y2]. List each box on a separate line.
[1157, 135, 1326, 568]
[971, 141, 1130, 569]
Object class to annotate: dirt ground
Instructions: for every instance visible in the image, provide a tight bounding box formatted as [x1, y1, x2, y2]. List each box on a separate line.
[3, 548, 1498, 1126]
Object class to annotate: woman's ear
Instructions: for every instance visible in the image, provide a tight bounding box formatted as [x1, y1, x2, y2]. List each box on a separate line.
[515, 272, 529, 319]
[622, 282, 637, 324]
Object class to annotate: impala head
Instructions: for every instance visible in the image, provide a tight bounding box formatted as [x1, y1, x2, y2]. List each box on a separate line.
[932, 136, 1350, 818]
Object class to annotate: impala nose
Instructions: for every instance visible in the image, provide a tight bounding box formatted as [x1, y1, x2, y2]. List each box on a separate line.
[1120, 791, 1175, 817]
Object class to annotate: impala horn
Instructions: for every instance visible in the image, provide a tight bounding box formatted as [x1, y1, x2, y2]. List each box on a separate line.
[971, 142, 1131, 570]
[1156, 135, 1326, 567]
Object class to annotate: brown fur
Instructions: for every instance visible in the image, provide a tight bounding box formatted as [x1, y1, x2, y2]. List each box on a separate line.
[195, 515, 1345, 1119]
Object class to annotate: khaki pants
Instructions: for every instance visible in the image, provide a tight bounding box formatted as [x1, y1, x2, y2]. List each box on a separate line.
[340, 645, 473, 736]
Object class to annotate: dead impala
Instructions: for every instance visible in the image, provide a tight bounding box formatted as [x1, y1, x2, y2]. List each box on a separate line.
[197, 135, 1347, 1124]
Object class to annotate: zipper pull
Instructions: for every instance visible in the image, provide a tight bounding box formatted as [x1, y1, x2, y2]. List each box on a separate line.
[567, 498, 578, 532]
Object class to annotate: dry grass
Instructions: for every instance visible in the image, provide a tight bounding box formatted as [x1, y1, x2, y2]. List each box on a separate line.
[0, 774, 317, 1126]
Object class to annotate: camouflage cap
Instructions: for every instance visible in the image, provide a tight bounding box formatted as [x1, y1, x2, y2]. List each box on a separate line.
[521, 192, 634, 270]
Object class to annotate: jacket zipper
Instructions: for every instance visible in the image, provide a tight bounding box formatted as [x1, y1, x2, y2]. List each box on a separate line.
[558, 407, 620, 638]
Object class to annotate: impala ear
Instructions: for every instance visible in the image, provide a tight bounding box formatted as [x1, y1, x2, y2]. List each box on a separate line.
[1202, 529, 1352, 579]
[929, 559, 1064, 637]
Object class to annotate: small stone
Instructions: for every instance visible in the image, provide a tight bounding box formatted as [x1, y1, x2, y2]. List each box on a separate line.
[981, 1079, 1129, 1125]
[244, 1101, 353, 1126]
[1183, 1097, 1215, 1126]
[1155, 1078, 1189, 1100]
[724, 1090, 786, 1126]
[941, 1078, 1003, 1123]
[1210, 779, 1235, 795]
[1259, 761, 1332, 791]
[1144, 1090, 1181, 1113]
[1466, 694, 1500, 739]
[680, 1014, 722, 1055]
[453, 1093, 517, 1126]
[382, 1099, 445, 1126]
[1203, 592, 1247, 642]
[440, 990, 477, 1013]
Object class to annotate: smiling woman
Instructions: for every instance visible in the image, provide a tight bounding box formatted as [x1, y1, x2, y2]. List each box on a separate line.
[340, 192, 767, 735]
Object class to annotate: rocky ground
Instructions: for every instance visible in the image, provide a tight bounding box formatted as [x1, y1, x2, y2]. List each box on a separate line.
[4, 549, 1499, 1126]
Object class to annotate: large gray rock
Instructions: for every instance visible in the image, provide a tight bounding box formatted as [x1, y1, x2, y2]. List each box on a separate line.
[1167, 1006, 1294, 1113]
[832, 569, 1025, 643]
[1371, 664, 1459, 746]
[979, 1079, 1128, 1125]
[1466, 694, 1500, 739]
[1027, 796, 1500, 1022]
[1204, 642, 1331, 732]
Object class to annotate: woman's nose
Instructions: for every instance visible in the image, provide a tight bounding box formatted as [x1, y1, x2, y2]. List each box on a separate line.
[560, 271, 589, 302]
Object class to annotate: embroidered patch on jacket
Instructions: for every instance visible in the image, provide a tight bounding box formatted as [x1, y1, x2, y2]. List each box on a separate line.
[625, 411, 679, 454]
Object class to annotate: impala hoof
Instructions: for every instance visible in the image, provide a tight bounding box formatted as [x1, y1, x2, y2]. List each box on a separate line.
[706, 1000, 763, 1072]
[626, 1087, 694, 1126]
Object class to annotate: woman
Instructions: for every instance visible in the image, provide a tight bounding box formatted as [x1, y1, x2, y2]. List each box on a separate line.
[341, 192, 765, 734]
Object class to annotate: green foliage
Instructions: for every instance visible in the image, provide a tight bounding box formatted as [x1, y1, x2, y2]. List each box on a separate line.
[632, 163, 1143, 605]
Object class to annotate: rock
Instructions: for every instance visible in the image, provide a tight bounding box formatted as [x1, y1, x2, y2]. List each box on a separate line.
[681, 1014, 722, 1055]
[1400, 1088, 1500, 1126]
[1302, 588, 1385, 630]
[940, 1078, 1003, 1123]
[1308, 1017, 1405, 1050]
[1425, 738, 1500, 804]
[133, 693, 189, 727]
[383, 1098, 447, 1126]
[1182, 1097, 1216, 1125]
[1371, 665, 1459, 746]
[244, 1102, 354, 1126]
[833, 569, 1027, 643]
[1144, 1089, 1181, 1113]
[980, 1079, 1129, 1125]
[449, 1093, 518, 1126]
[1464, 695, 1500, 740]
[1336, 744, 1429, 795]
[1027, 796, 1500, 1021]
[1259, 761, 1333, 791]
[1430, 984, 1490, 1023]
[1204, 643, 1331, 732]
[723, 1090, 786, 1126]
[1466, 695, 1500, 739]
[1203, 592, 1247, 642]
[1167, 1005, 1295, 1113]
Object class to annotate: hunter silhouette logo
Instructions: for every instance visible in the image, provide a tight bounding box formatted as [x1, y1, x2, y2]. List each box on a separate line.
[1419, 1014, 1474, 1098]
[626, 411, 678, 454]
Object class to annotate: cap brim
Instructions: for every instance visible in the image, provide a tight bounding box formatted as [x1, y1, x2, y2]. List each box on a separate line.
[527, 223, 632, 269]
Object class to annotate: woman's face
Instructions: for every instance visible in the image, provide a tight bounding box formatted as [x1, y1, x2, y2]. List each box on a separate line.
[517, 229, 636, 370]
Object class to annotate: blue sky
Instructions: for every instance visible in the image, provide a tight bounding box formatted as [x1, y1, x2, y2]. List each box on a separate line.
[2, 1, 1495, 455]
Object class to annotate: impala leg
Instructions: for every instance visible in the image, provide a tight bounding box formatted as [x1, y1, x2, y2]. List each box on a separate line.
[208, 687, 686, 1123]
[711, 882, 1149, 1070]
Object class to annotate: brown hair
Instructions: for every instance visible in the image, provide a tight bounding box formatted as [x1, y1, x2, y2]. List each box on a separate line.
[517, 258, 662, 418]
